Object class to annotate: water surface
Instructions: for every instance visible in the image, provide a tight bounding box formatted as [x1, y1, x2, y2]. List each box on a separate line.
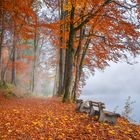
[81, 58, 140, 123]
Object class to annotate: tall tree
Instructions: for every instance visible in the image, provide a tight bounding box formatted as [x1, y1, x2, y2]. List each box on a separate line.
[0, 0, 38, 86]
[0, 0, 4, 80]
[57, 0, 140, 102]
[57, 0, 66, 96]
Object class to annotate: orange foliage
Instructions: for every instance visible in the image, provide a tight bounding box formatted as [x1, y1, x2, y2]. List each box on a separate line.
[7, 61, 29, 73]
[64, 0, 140, 88]
[16, 45, 33, 50]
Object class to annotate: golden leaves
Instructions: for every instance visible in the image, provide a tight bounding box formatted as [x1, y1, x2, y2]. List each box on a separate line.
[13, 109, 20, 114]
[63, 1, 72, 11]
[108, 130, 116, 135]
[57, 133, 65, 139]
[32, 121, 44, 127]
[0, 97, 140, 139]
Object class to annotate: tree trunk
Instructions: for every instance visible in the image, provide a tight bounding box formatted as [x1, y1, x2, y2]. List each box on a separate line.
[79, 39, 90, 78]
[57, 0, 65, 96]
[72, 27, 83, 101]
[53, 65, 59, 96]
[72, 38, 90, 101]
[1, 47, 13, 84]
[31, 26, 38, 93]
[63, 48, 74, 102]
[62, 5, 75, 102]
[32, 57, 36, 92]
[11, 37, 17, 86]
[62, 48, 68, 95]
[57, 48, 64, 96]
[0, 0, 4, 81]
[11, 0, 17, 86]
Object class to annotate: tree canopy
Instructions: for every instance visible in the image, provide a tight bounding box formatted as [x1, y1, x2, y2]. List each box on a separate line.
[0, 0, 140, 101]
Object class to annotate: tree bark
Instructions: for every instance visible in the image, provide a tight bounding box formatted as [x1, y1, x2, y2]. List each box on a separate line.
[11, 38, 17, 86]
[11, 0, 17, 86]
[72, 38, 90, 101]
[62, 48, 68, 95]
[57, 0, 65, 96]
[31, 24, 38, 93]
[62, 5, 75, 102]
[0, 0, 4, 81]
[72, 27, 83, 101]
[57, 48, 64, 96]
[53, 65, 59, 96]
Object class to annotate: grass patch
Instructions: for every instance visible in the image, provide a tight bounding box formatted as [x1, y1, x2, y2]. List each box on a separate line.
[0, 82, 16, 99]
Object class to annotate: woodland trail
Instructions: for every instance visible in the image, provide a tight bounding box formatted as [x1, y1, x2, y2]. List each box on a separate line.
[0, 94, 140, 140]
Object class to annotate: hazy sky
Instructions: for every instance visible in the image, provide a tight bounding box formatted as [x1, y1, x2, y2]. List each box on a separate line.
[81, 56, 140, 123]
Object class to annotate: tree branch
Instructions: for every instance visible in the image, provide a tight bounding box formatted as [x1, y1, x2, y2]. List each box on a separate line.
[112, 1, 138, 9]
[74, 0, 112, 32]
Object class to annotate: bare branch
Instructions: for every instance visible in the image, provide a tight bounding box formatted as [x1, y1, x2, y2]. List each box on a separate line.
[112, 1, 138, 9]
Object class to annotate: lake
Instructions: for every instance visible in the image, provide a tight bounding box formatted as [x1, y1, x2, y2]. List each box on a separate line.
[80, 57, 140, 124]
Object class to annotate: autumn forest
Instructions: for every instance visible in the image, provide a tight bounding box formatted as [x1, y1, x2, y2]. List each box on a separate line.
[0, 0, 140, 139]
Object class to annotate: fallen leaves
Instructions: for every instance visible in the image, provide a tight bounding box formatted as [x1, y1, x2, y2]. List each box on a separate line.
[0, 96, 140, 140]
[32, 121, 44, 127]
[108, 130, 116, 135]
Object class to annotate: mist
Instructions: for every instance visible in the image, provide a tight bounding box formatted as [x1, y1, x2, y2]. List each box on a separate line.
[81, 56, 140, 123]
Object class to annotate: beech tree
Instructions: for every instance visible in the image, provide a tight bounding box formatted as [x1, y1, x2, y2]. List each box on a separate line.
[0, 0, 140, 101]
[54, 0, 140, 102]
[0, 0, 38, 86]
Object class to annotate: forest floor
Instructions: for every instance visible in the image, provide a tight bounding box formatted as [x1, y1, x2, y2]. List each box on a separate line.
[0, 90, 140, 140]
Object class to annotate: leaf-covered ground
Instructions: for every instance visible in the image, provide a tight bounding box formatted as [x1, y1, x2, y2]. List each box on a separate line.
[0, 92, 140, 140]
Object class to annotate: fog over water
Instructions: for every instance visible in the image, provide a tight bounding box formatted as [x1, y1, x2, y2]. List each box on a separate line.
[81, 57, 140, 123]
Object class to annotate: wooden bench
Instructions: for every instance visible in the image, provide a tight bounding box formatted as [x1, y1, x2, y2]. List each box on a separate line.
[76, 99, 91, 113]
[89, 101, 105, 120]
[76, 100, 121, 125]
[89, 101, 120, 124]
[98, 102, 121, 125]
